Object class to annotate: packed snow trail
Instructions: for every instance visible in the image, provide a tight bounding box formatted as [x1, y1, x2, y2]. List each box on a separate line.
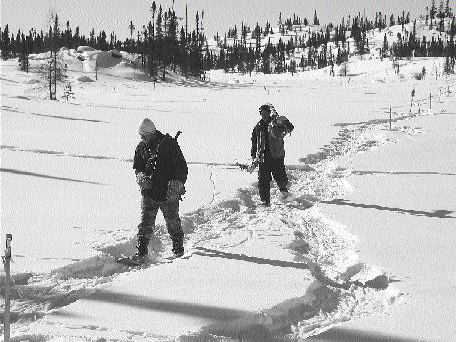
[8, 82, 454, 340]
[3, 116, 403, 341]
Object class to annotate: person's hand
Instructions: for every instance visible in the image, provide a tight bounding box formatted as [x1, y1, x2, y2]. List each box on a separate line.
[136, 172, 153, 189]
[167, 180, 185, 201]
[247, 158, 259, 173]
[136, 172, 145, 185]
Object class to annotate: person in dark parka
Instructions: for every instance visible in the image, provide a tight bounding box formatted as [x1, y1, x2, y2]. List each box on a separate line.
[251, 104, 294, 206]
[130, 118, 188, 264]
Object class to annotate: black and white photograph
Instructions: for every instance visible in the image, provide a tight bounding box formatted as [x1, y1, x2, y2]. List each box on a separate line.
[1, 0, 455, 341]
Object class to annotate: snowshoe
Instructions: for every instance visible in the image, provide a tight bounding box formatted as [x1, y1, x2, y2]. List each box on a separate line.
[162, 249, 190, 262]
[260, 201, 271, 208]
[117, 253, 147, 267]
[278, 191, 296, 203]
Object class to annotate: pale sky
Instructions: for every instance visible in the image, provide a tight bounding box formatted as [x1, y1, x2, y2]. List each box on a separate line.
[1, 0, 435, 40]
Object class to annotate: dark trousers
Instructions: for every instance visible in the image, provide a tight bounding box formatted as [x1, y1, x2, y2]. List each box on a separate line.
[137, 196, 184, 243]
[258, 156, 288, 204]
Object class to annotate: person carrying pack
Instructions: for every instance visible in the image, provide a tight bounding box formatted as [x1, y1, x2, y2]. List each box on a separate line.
[127, 118, 188, 265]
[251, 103, 294, 206]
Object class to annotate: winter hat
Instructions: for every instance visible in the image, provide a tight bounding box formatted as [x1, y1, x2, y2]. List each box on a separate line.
[259, 104, 271, 112]
[138, 118, 156, 135]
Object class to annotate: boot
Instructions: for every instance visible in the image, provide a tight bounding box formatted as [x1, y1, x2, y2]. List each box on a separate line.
[130, 235, 150, 264]
[278, 189, 289, 201]
[172, 237, 184, 257]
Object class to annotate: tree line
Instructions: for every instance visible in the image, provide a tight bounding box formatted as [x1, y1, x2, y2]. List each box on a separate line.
[0, 0, 455, 78]
[213, 5, 455, 75]
[0, 2, 210, 79]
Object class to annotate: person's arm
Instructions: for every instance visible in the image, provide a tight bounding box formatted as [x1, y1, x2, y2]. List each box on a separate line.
[251, 126, 258, 160]
[133, 144, 146, 174]
[133, 143, 151, 189]
[172, 140, 188, 184]
[286, 119, 294, 133]
[167, 139, 188, 201]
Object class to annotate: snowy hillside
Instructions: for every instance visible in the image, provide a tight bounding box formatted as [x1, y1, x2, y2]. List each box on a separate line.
[213, 15, 455, 74]
[1, 26, 456, 342]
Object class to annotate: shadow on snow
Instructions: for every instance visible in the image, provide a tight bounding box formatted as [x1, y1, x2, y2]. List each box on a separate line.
[308, 327, 433, 342]
[323, 199, 455, 219]
[0, 167, 104, 185]
[193, 247, 310, 270]
[353, 170, 456, 177]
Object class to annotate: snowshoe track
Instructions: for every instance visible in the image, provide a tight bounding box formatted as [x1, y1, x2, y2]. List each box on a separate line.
[6, 121, 399, 340]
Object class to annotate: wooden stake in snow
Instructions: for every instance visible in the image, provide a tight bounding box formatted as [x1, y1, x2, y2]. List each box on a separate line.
[3, 234, 12, 342]
[389, 107, 392, 130]
[430, 93, 432, 109]
[410, 89, 415, 113]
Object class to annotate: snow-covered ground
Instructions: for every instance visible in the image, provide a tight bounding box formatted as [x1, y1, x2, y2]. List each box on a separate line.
[1, 47, 455, 341]
[312, 101, 456, 342]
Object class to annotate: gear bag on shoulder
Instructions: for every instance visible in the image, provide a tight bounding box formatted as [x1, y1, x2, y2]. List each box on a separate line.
[137, 131, 183, 191]
[137, 137, 166, 190]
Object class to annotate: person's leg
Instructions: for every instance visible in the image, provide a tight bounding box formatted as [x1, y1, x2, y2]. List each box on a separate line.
[136, 195, 160, 256]
[271, 157, 288, 192]
[258, 161, 272, 205]
[161, 199, 184, 255]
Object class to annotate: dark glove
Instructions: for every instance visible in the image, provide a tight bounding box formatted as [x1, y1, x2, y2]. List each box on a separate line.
[136, 172, 153, 190]
[167, 180, 186, 201]
[247, 158, 259, 173]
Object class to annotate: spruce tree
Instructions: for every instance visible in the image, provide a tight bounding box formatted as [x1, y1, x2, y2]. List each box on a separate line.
[73, 27, 80, 49]
[313, 10, 320, 26]
[430, 0, 437, 19]
[62, 21, 72, 48]
[438, 0, 445, 18]
[445, 0, 452, 17]
[443, 55, 454, 74]
[151, 2, 157, 37]
[89, 28, 96, 47]
[1, 24, 11, 60]
[49, 14, 60, 100]
[383, 33, 389, 57]
[129, 21, 135, 40]
[262, 39, 272, 73]
[156, 6, 163, 37]
[18, 31, 29, 72]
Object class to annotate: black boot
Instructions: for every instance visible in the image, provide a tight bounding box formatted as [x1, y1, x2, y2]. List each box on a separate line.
[130, 235, 149, 264]
[137, 235, 149, 255]
[172, 237, 184, 257]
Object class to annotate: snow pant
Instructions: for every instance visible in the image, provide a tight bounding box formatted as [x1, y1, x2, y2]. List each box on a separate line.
[137, 196, 184, 244]
[257, 156, 288, 204]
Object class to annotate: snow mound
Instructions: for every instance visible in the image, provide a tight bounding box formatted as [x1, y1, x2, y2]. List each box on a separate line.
[69, 48, 148, 80]
[24, 79, 40, 84]
[28, 52, 50, 61]
[53, 254, 125, 278]
[103, 61, 149, 80]
[110, 49, 122, 58]
[75, 75, 94, 82]
[76, 46, 96, 53]
[95, 51, 124, 68]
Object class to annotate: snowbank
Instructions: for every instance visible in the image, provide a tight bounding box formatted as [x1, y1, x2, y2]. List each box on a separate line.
[75, 75, 94, 82]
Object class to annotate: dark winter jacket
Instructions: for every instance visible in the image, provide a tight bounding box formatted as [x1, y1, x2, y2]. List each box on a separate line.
[251, 117, 294, 160]
[133, 130, 188, 201]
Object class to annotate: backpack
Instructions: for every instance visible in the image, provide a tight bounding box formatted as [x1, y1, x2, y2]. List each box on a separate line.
[269, 115, 294, 138]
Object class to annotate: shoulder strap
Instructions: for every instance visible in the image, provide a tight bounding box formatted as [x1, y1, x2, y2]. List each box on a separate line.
[145, 137, 167, 173]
